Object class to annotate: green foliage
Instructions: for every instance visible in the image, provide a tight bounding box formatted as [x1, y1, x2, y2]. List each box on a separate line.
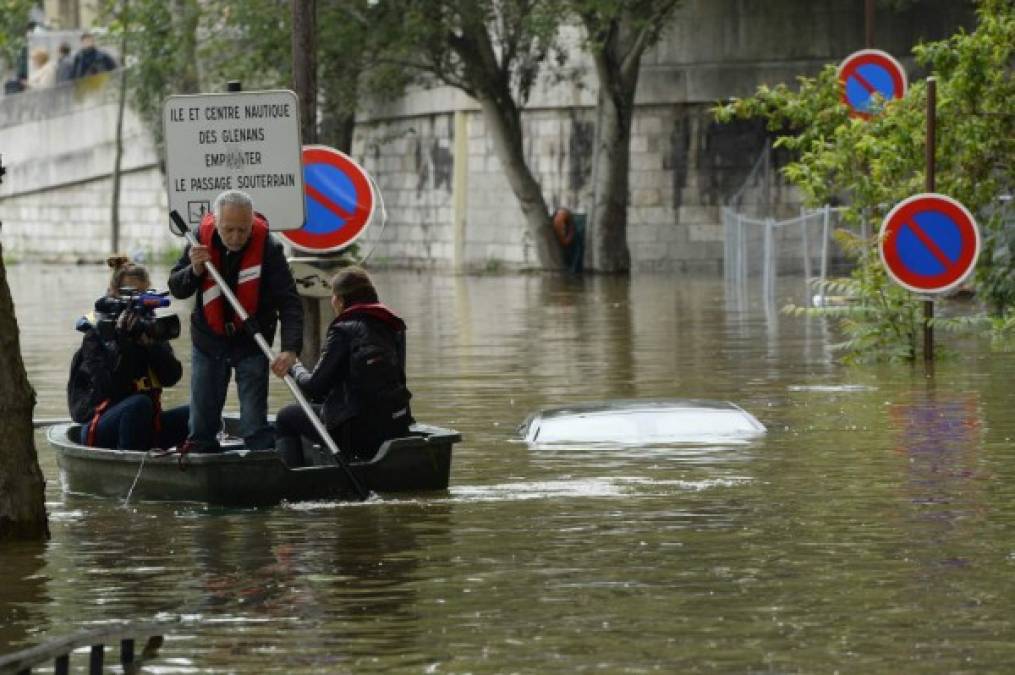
[101, 0, 203, 157]
[379, 0, 566, 104]
[572, 0, 681, 55]
[935, 313, 1015, 351]
[106, 0, 410, 156]
[0, 0, 35, 72]
[716, 0, 1015, 361]
[316, 2, 414, 150]
[200, 0, 291, 91]
[784, 230, 922, 364]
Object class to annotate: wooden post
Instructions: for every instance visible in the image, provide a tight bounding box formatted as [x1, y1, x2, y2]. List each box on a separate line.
[292, 0, 324, 366]
[89, 644, 104, 673]
[924, 77, 937, 364]
[120, 638, 135, 666]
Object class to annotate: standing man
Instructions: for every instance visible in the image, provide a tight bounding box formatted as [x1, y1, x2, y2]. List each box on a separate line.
[169, 190, 303, 451]
[55, 43, 75, 84]
[70, 32, 117, 79]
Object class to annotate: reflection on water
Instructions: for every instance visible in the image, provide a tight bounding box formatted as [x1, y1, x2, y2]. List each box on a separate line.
[3, 264, 1015, 671]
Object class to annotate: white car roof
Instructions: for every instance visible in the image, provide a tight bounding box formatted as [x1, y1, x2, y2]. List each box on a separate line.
[520, 399, 766, 446]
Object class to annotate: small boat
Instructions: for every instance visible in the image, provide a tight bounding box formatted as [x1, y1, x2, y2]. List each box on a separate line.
[48, 415, 460, 507]
[519, 399, 766, 446]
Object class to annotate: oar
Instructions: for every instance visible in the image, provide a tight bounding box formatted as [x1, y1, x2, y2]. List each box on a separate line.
[33, 418, 72, 429]
[169, 210, 369, 501]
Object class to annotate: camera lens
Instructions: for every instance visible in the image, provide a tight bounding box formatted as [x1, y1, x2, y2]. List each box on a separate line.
[148, 315, 181, 341]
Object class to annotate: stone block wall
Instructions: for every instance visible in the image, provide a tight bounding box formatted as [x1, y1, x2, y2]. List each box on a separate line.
[351, 103, 782, 272]
[349, 0, 973, 272]
[351, 113, 457, 268]
[0, 73, 173, 262]
[0, 0, 974, 271]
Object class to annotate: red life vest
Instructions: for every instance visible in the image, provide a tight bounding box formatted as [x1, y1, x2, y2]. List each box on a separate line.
[198, 212, 269, 336]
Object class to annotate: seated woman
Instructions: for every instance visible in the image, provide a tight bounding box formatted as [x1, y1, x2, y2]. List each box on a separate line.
[67, 256, 189, 450]
[274, 266, 413, 465]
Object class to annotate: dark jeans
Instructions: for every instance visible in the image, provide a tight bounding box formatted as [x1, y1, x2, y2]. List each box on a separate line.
[86, 394, 189, 450]
[189, 345, 274, 451]
[275, 404, 399, 461]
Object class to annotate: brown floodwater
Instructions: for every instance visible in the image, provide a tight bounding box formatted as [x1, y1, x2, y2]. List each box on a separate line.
[2, 263, 1015, 673]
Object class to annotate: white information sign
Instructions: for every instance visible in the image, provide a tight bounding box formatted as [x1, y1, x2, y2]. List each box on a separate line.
[163, 90, 305, 231]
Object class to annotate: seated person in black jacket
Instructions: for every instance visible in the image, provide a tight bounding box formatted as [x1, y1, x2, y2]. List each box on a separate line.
[275, 266, 413, 465]
[67, 257, 189, 450]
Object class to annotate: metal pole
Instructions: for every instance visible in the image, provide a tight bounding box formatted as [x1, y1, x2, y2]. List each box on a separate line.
[171, 213, 368, 500]
[819, 205, 830, 307]
[737, 212, 746, 310]
[865, 0, 875, 49]
[291, 1, 325, 365]
[924, 77, 936, 364]
[763, 218, 774, 305]
[800, 207, 812, 304]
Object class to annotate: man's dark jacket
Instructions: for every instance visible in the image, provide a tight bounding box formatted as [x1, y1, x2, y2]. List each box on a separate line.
[291, 305, 412, 432]
[68, 325, 182, 423]
[71, 47, 116, 78]
[168, 228, 303, 360]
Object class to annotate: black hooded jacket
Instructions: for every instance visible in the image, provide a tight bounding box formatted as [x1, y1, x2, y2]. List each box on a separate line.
[291, 303, 413, 433]
[67, 318, 182, 423]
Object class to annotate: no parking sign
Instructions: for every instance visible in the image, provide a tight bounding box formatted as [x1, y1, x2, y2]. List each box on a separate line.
[879, 193, 981, 294]
[277, 145, 375, 254]
[837, 49, 907, 119]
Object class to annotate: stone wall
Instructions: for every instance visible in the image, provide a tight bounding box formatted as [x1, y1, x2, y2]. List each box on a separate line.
[351, 102, 810, 272]
[351, 0, 974, 272]
[1, 0, 975, 270]
[0, 72, 172, 262]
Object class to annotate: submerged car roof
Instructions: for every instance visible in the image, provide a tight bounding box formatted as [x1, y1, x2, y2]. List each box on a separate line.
[520, 399, 766, 446]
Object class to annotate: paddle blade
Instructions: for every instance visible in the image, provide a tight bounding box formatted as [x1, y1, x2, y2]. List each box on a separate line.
[169, 210, 190, 237]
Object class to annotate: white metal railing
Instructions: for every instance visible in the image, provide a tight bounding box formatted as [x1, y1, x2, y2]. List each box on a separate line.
[723, 203, 860, 312]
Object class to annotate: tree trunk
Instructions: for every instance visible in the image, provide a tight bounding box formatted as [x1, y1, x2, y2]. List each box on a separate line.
[323, 110, 356, 154]
[477, 95, 563, 270]
[0, 243, 49, 541]
[111, 0, 129, 253]
[587, 31, 640, 274]
[171, 0, 201, 94]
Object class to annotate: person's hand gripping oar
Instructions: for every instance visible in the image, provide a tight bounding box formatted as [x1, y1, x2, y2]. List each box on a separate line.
[169, 210, 370, 501]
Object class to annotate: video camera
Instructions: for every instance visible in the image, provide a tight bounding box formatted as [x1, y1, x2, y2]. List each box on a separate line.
[94, 288, 181, 342]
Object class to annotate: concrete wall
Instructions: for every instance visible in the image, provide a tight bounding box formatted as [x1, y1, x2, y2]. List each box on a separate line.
[1, 0, 975, 269]
[0, 72, 173, 261]
[351, 0, 974, 271]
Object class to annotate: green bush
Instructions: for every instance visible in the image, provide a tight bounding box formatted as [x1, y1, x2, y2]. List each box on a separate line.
[715, 0, 1014, 362]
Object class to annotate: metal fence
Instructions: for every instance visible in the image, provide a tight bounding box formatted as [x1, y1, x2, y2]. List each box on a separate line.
[722, 142, 861, 312]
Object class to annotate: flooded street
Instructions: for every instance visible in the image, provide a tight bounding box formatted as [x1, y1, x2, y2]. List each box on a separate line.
[4, 263, 1015, 672]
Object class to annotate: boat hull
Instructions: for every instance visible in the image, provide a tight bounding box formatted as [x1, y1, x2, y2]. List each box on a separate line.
[48, 422, 459, 507]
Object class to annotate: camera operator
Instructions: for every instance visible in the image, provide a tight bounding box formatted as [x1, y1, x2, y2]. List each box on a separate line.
[66, 257, 190, 451]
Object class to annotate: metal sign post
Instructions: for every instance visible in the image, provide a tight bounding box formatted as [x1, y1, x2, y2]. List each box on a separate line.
[878, 72, 981, 365]
[924, 77, 937, 363]
[278, 145, 379, 366]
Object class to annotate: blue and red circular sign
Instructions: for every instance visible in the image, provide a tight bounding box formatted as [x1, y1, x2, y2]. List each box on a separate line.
[879, 193, 980, 294]
[837, 49, 907, 119]
[277, 145, 375, 253]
